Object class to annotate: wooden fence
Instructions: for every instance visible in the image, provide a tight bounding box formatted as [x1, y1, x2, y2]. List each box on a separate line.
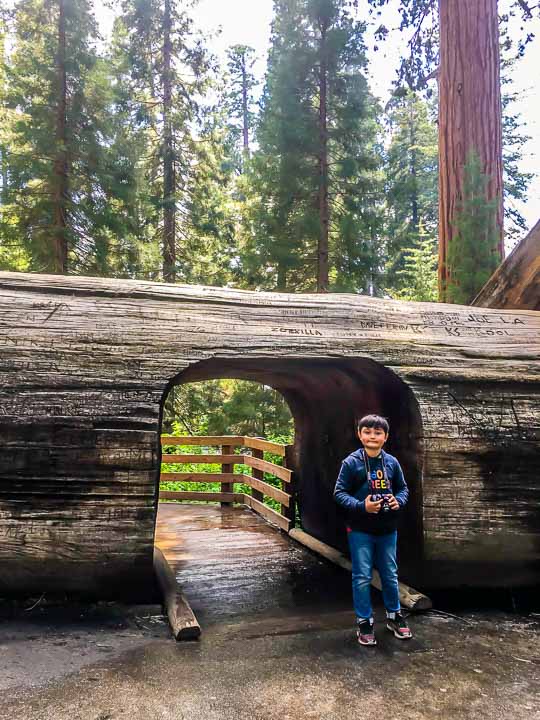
[159, 435, 295, 532]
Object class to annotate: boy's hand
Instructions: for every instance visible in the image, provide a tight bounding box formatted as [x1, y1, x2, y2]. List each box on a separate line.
[365, 495, 383, 513]
[387, 494, 400, 510]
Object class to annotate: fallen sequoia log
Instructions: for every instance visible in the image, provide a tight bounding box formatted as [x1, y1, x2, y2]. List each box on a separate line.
[473, 219, 540, 310]
[0, 271, 538, 599]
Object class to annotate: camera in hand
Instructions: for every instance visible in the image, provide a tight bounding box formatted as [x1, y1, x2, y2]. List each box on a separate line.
[371, 493, 391, 512]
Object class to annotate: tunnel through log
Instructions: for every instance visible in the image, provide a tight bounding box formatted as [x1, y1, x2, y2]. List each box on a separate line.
[1, 272, 538, 597]
[161, 357, 424, 580]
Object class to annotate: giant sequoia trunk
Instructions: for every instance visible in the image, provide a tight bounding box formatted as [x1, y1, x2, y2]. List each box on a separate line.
[52, 0, 68, 274]
[438, 0, 504, 302]
[0, 272, 538, 599]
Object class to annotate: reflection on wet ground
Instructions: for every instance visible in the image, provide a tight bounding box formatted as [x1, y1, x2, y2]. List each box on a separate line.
[155, 502, 356, 629]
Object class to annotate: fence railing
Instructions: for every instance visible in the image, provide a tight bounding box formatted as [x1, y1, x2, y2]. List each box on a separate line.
[159, 435, 295, 532]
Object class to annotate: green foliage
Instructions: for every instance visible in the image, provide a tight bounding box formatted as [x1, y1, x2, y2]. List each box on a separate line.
[391, 228, 437, 302]
[384, 89, 438, 293]
[225, 44, 257, 165]
[163, 380, 294, 440]
[446, 151, 500, 305]
[1, 0, 101, 271]
[0, 0, 531, 308]
[115, 0, 215, 282]
[241, 0, 383, 293]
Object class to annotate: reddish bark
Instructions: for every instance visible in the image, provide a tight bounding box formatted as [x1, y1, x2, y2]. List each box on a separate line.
[438, 0, 504, 301]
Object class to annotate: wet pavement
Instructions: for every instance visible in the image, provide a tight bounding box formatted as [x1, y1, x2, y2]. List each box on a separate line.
[0, 503, 539, 720]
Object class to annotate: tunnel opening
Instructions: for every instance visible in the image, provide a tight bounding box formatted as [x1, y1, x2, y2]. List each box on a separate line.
[155, 356, 424, 584]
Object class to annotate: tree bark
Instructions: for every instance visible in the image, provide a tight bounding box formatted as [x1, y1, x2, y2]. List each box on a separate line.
[317, 19, 329, 293]
[473, 218, 540, 310]
[438, 0, 504, 301]
[409, 106, 419, 233]
[162, 0, 176, 283]
[52, 0, 68, 274]
[0, 271, 538, 596]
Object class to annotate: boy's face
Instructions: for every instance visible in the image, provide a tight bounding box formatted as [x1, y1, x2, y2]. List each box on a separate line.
[358, 425, 388, 453]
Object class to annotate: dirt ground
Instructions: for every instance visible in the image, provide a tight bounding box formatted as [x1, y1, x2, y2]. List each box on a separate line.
[1, 597, 539, 720]
[2, 506, 538, 719]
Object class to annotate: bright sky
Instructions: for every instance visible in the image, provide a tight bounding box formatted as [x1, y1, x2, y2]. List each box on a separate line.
[94, 0, 540, 236]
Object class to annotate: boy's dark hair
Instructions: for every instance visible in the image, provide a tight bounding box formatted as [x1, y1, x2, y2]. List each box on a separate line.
[357, 414, 389, 434]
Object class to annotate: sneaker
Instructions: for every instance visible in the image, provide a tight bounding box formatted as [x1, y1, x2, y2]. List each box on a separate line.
[357, 619, 377, 646]
[386, 612, 412, 639]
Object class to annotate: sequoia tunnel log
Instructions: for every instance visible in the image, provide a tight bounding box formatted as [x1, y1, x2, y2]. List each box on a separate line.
[473, 219, 540, 310]
[0, 272, 538, 598]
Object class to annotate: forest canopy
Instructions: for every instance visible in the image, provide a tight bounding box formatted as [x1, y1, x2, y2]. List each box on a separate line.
[0, 0, 533, 302]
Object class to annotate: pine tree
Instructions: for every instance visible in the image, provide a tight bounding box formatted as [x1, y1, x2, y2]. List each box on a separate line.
[180, 101, 238, 286]
[384, 88, 438, 292]
[392, 226, 438, 302]
[226, 44, 257, 163]
[244, 0, 382, 293]
[2, 0, 101, 273]
[117, 0, 212, 283]
[446, 151, 500, 304]
[0, 0, 144, 275]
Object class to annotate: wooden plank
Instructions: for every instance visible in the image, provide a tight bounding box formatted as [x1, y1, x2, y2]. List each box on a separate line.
[243, 454, 292, 483]
[243, 475, 290, 507]
[288, 528, 432, 612]
[159, 491, 241, 502]
[153, 546, 201, 640]
[160, 472, 242, 482]
[161, 436, 244, 447]
[250, 447, 264, 503]
[284, 444, 296, 526]
[221, 444, 233, 508]
[161, 454, 243, 464]
[244, 495, 291, 532]
[242, 436, 286, 456]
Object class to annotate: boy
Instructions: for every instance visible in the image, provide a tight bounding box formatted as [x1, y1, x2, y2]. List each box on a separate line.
[333, 414, 412, 646]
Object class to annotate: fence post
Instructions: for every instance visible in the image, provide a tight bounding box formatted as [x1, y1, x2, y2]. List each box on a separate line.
[251, 448, 264, 504]
[221, 444, 233, 507]
[284, 444, 296, 528]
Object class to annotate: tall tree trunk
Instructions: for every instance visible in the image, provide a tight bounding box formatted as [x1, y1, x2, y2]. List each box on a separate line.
[409, 108, 419, 233]
[317, 20, 329, 293]
[277, 263, 287, 291]
[438, 0, 504, 302]
[162, 0, 176, 283]
[52, 0, 68, 274]
[241, 54, 250, 154]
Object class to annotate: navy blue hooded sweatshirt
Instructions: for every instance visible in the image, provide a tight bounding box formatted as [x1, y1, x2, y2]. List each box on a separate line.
[333, 448, 409, 535]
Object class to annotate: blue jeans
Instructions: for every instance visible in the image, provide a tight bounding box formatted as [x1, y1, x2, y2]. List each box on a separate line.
[347, 530, 400, 620]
